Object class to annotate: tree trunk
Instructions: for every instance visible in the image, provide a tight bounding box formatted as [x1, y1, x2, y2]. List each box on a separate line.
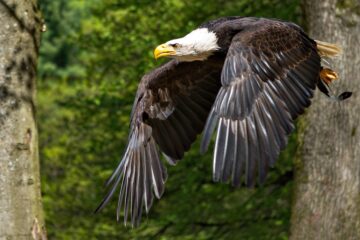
[291, 0, 360, 239]
[0, 0, 46, 239]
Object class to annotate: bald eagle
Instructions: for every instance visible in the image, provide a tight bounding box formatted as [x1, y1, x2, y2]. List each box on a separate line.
[95, 17, 351, 226]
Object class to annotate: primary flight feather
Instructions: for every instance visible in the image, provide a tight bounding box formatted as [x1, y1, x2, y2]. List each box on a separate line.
[95, 17, 351, 226]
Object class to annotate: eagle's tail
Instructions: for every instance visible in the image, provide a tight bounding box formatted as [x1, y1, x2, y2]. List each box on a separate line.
[315, 40, 342, 57]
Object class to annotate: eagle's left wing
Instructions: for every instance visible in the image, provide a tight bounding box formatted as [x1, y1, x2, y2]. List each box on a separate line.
[95, 58, 223, 226]
[201, 22, 321, 186]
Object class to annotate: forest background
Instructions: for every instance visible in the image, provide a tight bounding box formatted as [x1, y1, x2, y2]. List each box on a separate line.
[39, 1, 302, 239]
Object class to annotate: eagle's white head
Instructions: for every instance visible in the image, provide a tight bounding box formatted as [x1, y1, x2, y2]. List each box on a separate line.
[154, 28, 220, 62]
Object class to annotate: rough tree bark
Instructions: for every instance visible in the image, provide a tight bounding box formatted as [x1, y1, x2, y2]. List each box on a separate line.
[291, 0, 360, 239]
[0, 0, 46, 239]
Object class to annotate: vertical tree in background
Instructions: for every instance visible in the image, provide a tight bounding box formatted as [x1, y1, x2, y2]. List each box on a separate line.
[0, 0, 46, 239]
[291, 0, 360, 239]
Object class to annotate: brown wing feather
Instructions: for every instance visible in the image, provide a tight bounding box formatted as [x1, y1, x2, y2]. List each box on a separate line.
[96, 57, 223, 226]
[202, 21, 320, 187]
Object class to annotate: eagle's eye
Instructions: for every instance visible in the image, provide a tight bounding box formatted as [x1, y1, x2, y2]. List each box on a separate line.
[169, 43, 180, 48]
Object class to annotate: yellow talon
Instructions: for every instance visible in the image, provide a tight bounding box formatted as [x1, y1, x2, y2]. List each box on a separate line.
[320, 68, 339, 84]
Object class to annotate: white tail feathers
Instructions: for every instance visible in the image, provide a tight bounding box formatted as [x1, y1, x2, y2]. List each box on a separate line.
[315, 40, 342, 57]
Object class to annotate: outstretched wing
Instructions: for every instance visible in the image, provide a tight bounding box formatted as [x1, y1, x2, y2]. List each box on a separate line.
[201, 21, 321, 187]
[95, 58, 223, 226]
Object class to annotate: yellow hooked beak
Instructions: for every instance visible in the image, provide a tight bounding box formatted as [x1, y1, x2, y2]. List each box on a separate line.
[154, 44, 176, 59]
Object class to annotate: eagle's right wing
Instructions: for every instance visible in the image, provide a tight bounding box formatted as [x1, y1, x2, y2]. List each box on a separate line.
[201, 21, 321, 187]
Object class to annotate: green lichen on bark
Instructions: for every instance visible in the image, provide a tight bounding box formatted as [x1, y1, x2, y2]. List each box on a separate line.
[292, 116, 309, 184]
[336, 0, 360, 27]
[337, 0, 360, 14]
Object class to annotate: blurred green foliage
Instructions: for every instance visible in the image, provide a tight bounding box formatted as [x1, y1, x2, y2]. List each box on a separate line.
[38, 0, 301, 239]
